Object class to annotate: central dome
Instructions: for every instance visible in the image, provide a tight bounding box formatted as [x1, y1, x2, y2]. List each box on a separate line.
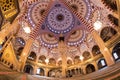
[47, 6, 75, 34]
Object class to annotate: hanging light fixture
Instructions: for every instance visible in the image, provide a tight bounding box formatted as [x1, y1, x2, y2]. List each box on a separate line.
[93, 20, 102, 31]
[80, 55, 84, 61]
[45, 58, 49, 64]
[23, 26, 31, 33]
[22, 22, 31, 33]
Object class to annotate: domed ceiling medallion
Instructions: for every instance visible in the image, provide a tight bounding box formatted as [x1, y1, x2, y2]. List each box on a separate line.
[68, 30, 85, 46]
[46, 4, 75, 34]
[28, 2, 48, 28]
[40, 33, 58, 48]
[66, 0, 91, 20]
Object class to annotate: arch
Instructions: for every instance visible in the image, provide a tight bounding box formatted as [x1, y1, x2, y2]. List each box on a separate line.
[28, 51, 37, 61]
[98, 58, 107, 69]
[67, 59, 72, 65]
[0, 52, 3, 58]
[82, 51, 91, 60]
[78, 68, 82, 74]
[16, 37, 25, 46]
[71, 69, 76, 75]
[1, 37, 8, 47]
[55, 70, 62, 78]
[17, 47, 24, 56]
[112, 42, 120, 61]
[38, 55, 46, 64]
[24, 65, 33, 74]
[92, 45, 101, 56]
[76, 68, 79, 74]
[86, 64, 95, 74]
[66, 70, 72, 77]
[10, 64, 14, 69]
[49, 58, 56, 65]
[58, 60, 62, 66]
[48, 69, 62, 77]
[100, 27, 117, 42]
[1, 59, 4, 62]
[48, 69, 56, 77]
[36, 68, 45, 76]
[74, 56, 80, 64]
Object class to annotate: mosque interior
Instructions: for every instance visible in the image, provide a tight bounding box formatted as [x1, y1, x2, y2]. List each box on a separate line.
[0, 0, 120, 80]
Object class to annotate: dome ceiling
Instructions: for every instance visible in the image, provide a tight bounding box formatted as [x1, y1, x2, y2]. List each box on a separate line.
[17, 0, 115, 62]
[24, 0, 91, 47]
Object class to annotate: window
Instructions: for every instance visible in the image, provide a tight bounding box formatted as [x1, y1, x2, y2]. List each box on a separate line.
[101, 60, 106, 66]
[98, 59, 107, 69]
[0, 45, 2, 50]
[113, 52, 119, 59]
[112, 42, 120, 61]
[37, 69, 40, 74]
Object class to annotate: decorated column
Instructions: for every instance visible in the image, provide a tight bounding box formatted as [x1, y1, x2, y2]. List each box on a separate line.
[58, 35, 67, 77]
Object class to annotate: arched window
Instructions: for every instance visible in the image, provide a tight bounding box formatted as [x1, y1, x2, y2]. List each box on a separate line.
[66, 70, 72, 77]
[48, 69, 56, 77]
[74, 56, 80, 64]
[49, 58, 56, 65]
[100, 27, 117, 42]
[28, 51, 37, 61]
[24, 65, 33, 74]
[71, 69, 75, 75]
[17, 47, 24, 56]
[36, 68, 45, 76]
[92, 45, 101, 56]
[56, 70, 62, 78]
[86, 64, 95, 74]
[82, 51, 91, 60]
[58, 60, 62, 66]
[16, 37, 25, 46]
[112, 42, 120, 61]
[38, 55, 46, 64]
[98, 59, 107, 69]
[76, 68, 79, 75]
[67, 59, 72, 66]
[78, 68, 83, 74]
